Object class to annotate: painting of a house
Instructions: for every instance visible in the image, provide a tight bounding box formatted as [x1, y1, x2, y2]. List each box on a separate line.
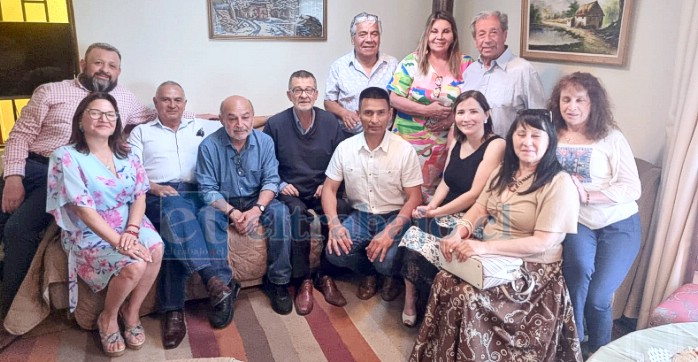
[521, 0, 633, 65]
[573, 1, 605, 29]
[209, 0, 325, 40]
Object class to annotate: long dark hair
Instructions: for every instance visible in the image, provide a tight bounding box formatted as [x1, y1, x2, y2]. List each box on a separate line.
[547, 72, 617, 141]
[489, 109, 563, 195]
[69, 92, 129, 158]
[453, 90, 494, 144]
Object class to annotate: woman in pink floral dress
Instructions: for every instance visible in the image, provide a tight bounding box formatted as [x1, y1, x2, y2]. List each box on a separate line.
[46, 92, 163, 357]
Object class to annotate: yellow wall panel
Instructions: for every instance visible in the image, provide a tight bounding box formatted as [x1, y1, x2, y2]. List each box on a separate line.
[47, 0, 68, 23]
[0, 0, 24, 21]
[24, 2, 47, 22]
[0, 100, 17, 143]
[13, 99, 29, 118]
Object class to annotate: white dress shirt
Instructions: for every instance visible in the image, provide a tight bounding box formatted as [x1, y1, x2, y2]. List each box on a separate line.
[128, 117, 221, 184]
[325, 131, 422, 214]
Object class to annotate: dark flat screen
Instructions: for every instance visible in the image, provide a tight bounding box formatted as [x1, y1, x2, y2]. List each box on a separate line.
[0, 22, 78, 98]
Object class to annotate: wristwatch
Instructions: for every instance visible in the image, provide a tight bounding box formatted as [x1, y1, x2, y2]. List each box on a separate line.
[255, 203, 266, 212]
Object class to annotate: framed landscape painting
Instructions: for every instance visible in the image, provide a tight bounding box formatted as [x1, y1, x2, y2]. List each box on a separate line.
[208, 0, 326, 40]
[520, 0, 634, 65]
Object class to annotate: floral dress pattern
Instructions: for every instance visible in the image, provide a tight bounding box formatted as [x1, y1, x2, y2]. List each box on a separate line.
[387, 52, 474, 199]
[46, 145, 162, 312]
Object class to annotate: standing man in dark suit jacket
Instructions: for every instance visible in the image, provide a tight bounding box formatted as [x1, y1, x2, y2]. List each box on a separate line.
[263, 70, 350, 315]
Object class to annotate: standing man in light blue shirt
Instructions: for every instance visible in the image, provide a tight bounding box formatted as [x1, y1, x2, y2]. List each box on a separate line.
[128, 81, 232, 349]
[196, 95, 293, 315]
[324, 12, 398, 135]
[461, 10, 546, 136]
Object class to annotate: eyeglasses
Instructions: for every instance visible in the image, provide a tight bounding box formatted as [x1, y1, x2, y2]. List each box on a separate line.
[290, 87, 317, 97]
[433, 76, 443, 99]
[351, 12, 379, 28]
[517, 108, 552, 122]
[233, 154, 245, 177]
[85, 109, 119, 121]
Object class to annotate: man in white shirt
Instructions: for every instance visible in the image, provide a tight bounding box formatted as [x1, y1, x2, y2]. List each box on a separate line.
[322, 87, 422, 302]
[324, 12, 398, 135]
[461, 10, 546, 136]
[128, 81, 232, 349]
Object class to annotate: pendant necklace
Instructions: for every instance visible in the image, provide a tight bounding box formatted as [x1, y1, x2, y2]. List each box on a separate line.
[508, 172, 535, 192]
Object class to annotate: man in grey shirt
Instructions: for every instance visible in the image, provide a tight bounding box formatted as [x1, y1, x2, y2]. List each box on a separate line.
[461, 10, 545, 136]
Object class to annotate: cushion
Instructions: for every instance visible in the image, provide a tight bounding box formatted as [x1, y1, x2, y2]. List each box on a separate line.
[648, 283, 698, 327]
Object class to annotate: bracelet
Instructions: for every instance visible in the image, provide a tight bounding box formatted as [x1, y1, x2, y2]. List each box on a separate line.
[227, 207, 236, 217]
[126, 223, 140, 231]
[585, 191, 590, 207]
[124, 230, 139, 237]
[454, 218, 473, 238]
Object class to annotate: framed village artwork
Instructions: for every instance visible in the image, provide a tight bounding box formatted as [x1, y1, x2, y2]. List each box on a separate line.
[208, 0, 327, 40]
[520, 0, 634, 66]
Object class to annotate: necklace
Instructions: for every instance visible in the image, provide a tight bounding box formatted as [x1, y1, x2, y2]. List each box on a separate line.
[508, 172, 535, 192]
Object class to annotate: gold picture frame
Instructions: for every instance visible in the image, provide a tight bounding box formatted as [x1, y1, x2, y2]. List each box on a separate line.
[208, 0, 327, 40]
[520, 0, 634, 66]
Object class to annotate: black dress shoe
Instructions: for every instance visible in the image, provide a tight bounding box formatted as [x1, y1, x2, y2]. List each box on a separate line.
[263, 279, 292, 315]
[209, 281, 240, 329]
[162, 309, 186, 349]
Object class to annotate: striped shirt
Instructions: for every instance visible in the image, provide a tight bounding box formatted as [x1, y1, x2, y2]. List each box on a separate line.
[3, 79, 156, 177]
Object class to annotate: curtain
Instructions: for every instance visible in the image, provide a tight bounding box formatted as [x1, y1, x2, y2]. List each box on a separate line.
[633, 0, 698, 329]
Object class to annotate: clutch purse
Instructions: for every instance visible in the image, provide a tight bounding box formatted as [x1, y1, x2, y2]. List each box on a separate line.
[439, 254, 523, 290]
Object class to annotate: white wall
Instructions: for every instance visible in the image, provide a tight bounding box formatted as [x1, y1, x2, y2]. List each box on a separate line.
[454, 0, 682, 164]
[72, 0, 430, 117]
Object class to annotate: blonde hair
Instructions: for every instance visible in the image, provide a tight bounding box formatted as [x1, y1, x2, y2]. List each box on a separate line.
[415, 11, 461, 77]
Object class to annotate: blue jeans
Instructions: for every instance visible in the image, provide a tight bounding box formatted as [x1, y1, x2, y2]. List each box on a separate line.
[200, 198, 292, 285]
[562, 213, 641, 352]
[147, 184, 233, 312]
[0, 158, 54, 317]
[325, 210, 410, 276]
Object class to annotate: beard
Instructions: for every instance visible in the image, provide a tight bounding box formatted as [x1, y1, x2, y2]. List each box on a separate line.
[78, 72, 118, 93]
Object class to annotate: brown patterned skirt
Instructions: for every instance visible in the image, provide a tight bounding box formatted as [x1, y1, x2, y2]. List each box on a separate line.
[410, 261, 582, 362]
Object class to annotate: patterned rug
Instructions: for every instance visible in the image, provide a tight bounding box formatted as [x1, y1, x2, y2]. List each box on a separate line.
[0, 280, 418, 361]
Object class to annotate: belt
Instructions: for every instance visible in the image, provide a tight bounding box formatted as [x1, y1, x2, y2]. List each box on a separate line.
[27, 152, 49, 165]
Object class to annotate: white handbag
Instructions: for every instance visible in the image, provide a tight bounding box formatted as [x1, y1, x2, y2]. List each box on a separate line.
[439, 254, 535, 303]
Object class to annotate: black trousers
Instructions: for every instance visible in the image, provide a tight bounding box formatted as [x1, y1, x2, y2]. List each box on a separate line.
[0, 158, 54, 317]
[277, 194, 351, 280]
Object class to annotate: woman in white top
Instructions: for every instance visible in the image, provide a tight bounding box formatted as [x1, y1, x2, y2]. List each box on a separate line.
[550, 72, 642, 357]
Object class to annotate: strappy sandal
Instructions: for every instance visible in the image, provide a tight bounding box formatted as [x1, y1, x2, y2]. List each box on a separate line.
[99, 329, 126, 357]
[122, 322, 146, 350]
[119, 308, 146, 350]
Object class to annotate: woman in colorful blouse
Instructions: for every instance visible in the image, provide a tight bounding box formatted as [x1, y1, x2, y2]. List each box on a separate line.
[550, 72, 641, 356]
[387, 11, 474, 199]
[46, 92, 163, 357]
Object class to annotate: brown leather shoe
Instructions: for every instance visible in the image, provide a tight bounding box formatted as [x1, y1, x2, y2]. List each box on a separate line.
[294, 279, 314, 316]
[357, 275, 378, 300]
[381, 276, 402, 302]
[315, 275, 347, 307]
[161, 310, 186, 350]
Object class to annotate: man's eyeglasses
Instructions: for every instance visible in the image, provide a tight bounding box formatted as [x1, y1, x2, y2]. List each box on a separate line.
[433, 76, 443, 99]
[351, 12, 379, 28]
[233, 154, 245, 177]
[517, 108, 552, 122]
[85, 109, 119, 121]
[289, 87, 317, 97]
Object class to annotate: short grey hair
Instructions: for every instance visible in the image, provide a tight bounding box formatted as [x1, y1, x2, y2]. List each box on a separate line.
[156, 80, 185, 97]
[85, 42, 122, 60]
[470, 10, 508, 38]
[350, 12, 382, 37]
